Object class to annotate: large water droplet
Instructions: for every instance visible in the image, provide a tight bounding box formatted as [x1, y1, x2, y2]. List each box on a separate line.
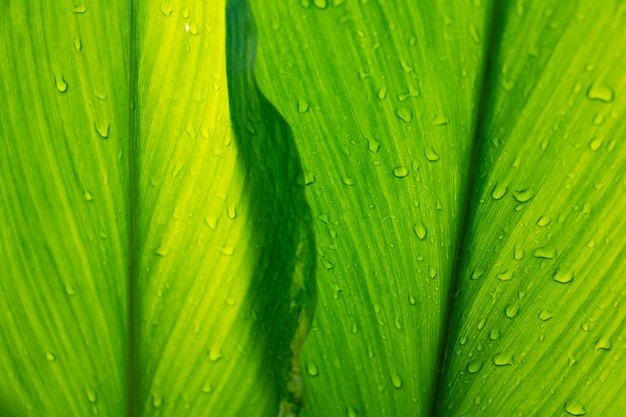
[95, 122, 110, 139]
[424, 147, 440, 161]
[395, 107, 412, 123]
[45, 351, 56, 362]
[588, 137, 603, 151]
[313, 0, 329, 9]
[492, 352, 513, 366]
[513, 188, 534, 203]
[467, 360, 483, 374]
[151, 393, 163, 408]
[297, 98, 310, 113]
[489, 328, 500, 340]
[393, 166, 409, 178]
[54, 74, 68, 93]
[491, 182, 508, 200]
[342, 177, 355, 186]
[376, 87, 387, 100]
[538, 310, 553, 321]
[306, 362, 319, 376]
[367, 137, 381, 153]
[85, 387, 98, 404]
[504, 304, 519, 318]
[72, 4, 87, 14]
[227, 204, 237, 219]
[553, 270, 573, 284]
[586, 81, 614, 103]
[564, 401, 587, 416]
[432, 114, 449, 126]
[532, 246, 556, 259]
[413, 222, 427, 240]
[390, 369, 403, 388]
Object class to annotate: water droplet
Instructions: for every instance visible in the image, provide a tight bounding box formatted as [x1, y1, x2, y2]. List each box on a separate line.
[151, 393, 163, 408]
[204, 215, 217, 230]
[73, 37, 82, 51]
[45, 351, 56, 361]
[393, 166, 409, 178]
[586, 81, 614, 103]
[64, 282, 77, 296]
[201, 383, 213, 393]
[306, 362, 319, 376]
[413, 222, 427, 240]
[83, 189, 93, 201]
[304, 171, 316, 185]
[428, 265, 437, 279]
[208, 347, 223, 362]
[491, 182, 508, 200]
[467, 360, 483, 374]
[513, 188, 534, 203]
[595, 336, 612, 351]
[553, 270, 573, 284]
[160, 4, 173, 16]
[54, 74, 68, 93]
[154, 246, 169, 257]
[367, 137, 381, 153]
[532, 246, 556, 259]
[395, 107, 412, 123]
[95, 122, 110, 139]
[536, 215, 551, 227]
[588, 137, 603, 151]
[318, 213, 329, 223]
[477, 318, 486, 330]
[227, 204, 237, 219]
[432, 114, 449, 126]
[424, 147, 440, 161]
[313, 0, 328, 9]
[497, 269, 513, 281]
[504, 304, 519, 318]
[185, 22, 199, 35]
[408, 294, 416, 305]
[564, 401, 587, 416]
[321, 259, 334, 270]
[489, 328, 500, 340]
[182, 8, 190, 18]
[470, 268, 484, 280]
[538, 310, 554, 321]
[393, 316, 402, 330]
[342, 177, 355, 186]
[397, 86, 420, 101]
[218, 245, 234, 256]
[514, 245, 525, 260]
[492, 352, 513, 366]
[347, 406, 358, 417]
[376, 87, 387, 100]
[390, 369, 403, 388]
[85, 387, 98, 403]
[72, 4, 87, 14]
[297, 98, 310, 113]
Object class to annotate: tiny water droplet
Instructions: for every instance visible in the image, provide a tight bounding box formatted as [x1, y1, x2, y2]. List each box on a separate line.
[395, 107, 412, 123]
[586, 81, 614, 103]
[347, 406, 358, 417]
[342, 177, 355, 186]
[208, 347, 223, 362]
[54, 74, 68, 93]
[204, 215, 217, 230]
[581, 323, 589, 332]
[390, 370, 403, 388]
[85, 387, 98, 404]
[154, 246, 169, 257]
[306, 362, 319, 376]
[513, 188, 534, 203]
[185, 22, 199, 35]
[467, 360, 483, 374]
[489, 328, 500, 340]
[45, 351, 56, 361]
[492, 352, 513, 366]
[227, 204, 237, 219]
[297, 98, 310, 113]
[553, 270, 573, 284]
[408, 294, 416, 305]
[538, 310, 554, 321]
[424, 147, 440, 162]
[201, 383, 213, 393]
[304, 171, 316, 185]
[64, 282, 77, 296]
[432, 114, 449, 126]
[151, 393, 163, 408]
[313, 0, 328, 9]
[504, 304, 519, 318]
[160, 4, 173, 16]
[182, 8, 190, 18]
[72, 4, 87, 14]
[514, 245, 525, 260]
[376, 87, 387, 100]
[393, 166, 409, 178]
[564, 401, 587, 416]
[470, 268, 484, 280]
[428, 265, 437, 279]
[595, 336, 612, 351]
[218, 245, 234, 256]
[413, 222, 427, 240]
[95, 122, 110, 139]
[477, 318, 486, 330]
[393, 316, 402, 330]
[491, 182, 508, 200]
[532, 246, 556, 259]
[73, 37, 82, 51]
[367, 137, 381, 153]
[322, 259, 334, 270]
[497, 269, 513, 281]
[536, 215, 551, 227]
[588, 137, 603, 151]
[83, 189, 93, 201]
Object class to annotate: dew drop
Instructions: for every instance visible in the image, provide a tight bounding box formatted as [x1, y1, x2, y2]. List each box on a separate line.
[497, 269, 513, 281]
[514, 244, 525, 260]
[45, 351, 56, 361]
[392, 166, 409, 178]
[470, 268, 484, 280]
[321, 259, 334, 270]
[204, 215, 217, 230]
[306, 362, 319, 376]
[553, 270, 573, 284]
[376, 87, 387, 100]
[227, 204, 237, 219]
[297, 98, 310, 113]
[413, 222, 427, 240]
[538, 310, 554, 321]
[536, 215, 551, 227]
[588, 137, 603, 151]
[564, 401, 587, 416]
[504, 304, 519, 318]
[83, 189, 93, 201]
[73, 37, 82, 51]
[304, 171, 316, 185]
[489, 328, 501, 340]
[367, 137, 381, 153]
[491, 182, 508, 200]
[64, 282, 77, 296]
[313, 0, 329, 9]
[390, 369, 403, 388]
[428, 265, 437, 279]
[467, 360, 482, 374]
[151, 393, 163, 408]
[85, 387, 98, 404]
[492, 352, 513, 366]
[424, 147, 440, 161]
[395, 107, 413, 123]
[54, 74, 68, 93]
[154, 246, 169, 257]
[72, 4, 87, 14]
[595, 336, 612, 351]
[581, 323, 590, 332]
[182, 8, 190, 18]
[477, 318, 486, 330]
[201, 383, 213, 393]
[586, 81, 614, 103]
[513, 188, 534, 203]
[95, 122, 110, 139]
[408, 294, 416, 305]
[532, 246, 556, 259]
[342, 177, 355, 186]
[432, 114, 449, 126]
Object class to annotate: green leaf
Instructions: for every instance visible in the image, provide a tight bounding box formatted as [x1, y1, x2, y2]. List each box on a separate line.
[2, 0, 625, 417]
